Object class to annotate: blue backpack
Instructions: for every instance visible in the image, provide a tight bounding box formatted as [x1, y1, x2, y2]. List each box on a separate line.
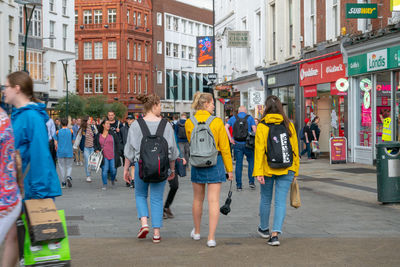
[299, 127, 305, 141]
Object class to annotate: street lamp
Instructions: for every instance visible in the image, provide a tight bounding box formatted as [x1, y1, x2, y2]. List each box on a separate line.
[169, 85, 178, 114]
[58, 58, 75, 119]
[15, 0, 42, 72]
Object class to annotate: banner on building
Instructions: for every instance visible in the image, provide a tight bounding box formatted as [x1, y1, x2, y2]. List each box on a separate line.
[345, 3, 378, 19]
[300, 55, 346, 87]
[304, 85, 317, 98]
[196, 36, 214, 67]
[248, 89, 264, 110]
[227, 31, 250, 48]
[391, 0, 400, 11]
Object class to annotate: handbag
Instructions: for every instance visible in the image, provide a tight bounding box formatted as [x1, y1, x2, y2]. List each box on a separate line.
[245, 131, 256, 149]
[88, 150, 103, 173]
[175, 158, 186, 177]
[290, 177, 301, 209]
[311, 140, 320, 153]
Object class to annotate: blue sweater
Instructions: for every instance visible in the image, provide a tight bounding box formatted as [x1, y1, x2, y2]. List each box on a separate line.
[11, 103, 62, 200]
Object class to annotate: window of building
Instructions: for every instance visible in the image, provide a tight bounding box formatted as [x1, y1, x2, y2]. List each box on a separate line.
[133, 12, 136, 25]
[9, 16, 14, 42]
[255, 11, 262, 65]
[182, 19, 187, 33]
[62, 0, 67, 16]
[157, 41, 162, 54]
[134, 74, 137, 93]
[144, 14, 147, 27]
[166, 15, 172, 30]
[144, 45, 148, 62]
[84, 74, 93, 93]
[108, 73, 117, 93]
[157, 71, 162, 84]
[137, 44, 141, 61]
[127, 10, 130, 24]
[288, 0, 293, 55]
[138, 75, 142, 94]
[75, 42, 78, 59]
[127, 73, 131, 93]
[133, 43, 137, 60]
[173, 17, 179, 31]
[108, 9, 116, 23]
[310, 0, 316, 44]
[75, 10, 78, 25]
[50, 62, 56, 89]
[356, 75, 372, 147]
[195, 23, 200, 36]
[94, 10, 102, 24]
[63, 24, 67, 50]
[202, 25, 207, 35]
[94, 42, 102, 59]
[18, 50, 42, 80]
[157, 12, 162, 26]
[95, 73, 103, 93]
[138, 13, 141, 26]
[173, 44, 178, 58]
[50, 0, 54, 12]
[19, 7, 23, 34]
[189, 21, 193, 35]
[84, 10, 92, 24]
[127, 41, 130, 59]
[84, 42, 92, 60]
[29, 9, 41, 37]
[332, 0, 339, 38]
[181, 45, 187, 59]
[108, 41, 117, 59]
[166, 42, 171, 56]
[209, 26, 213, 35]
[189, 47, 194, 60]
[144, 75, 148, 94]
[271, 4, 276, 60]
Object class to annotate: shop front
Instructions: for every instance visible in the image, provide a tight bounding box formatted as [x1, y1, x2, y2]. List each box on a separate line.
[300, 54, 348, 153]
[346, 38, 400, 164]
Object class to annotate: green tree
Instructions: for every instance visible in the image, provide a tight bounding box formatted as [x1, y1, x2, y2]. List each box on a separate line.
[84, 95, 108, 119]
[54, 93, 86, 119]
[106, 102, 128, 119]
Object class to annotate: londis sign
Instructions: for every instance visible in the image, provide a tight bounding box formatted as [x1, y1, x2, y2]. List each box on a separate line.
[346, 3, 378, 19]
[367, 49, 387, 72]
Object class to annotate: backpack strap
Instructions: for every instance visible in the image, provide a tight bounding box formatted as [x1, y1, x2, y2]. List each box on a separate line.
[244, 115, 250, 120]
[205, 115, 216, 127]
[137, 118, 151, 137]
[156, 118, 168, 137]
[190, 116, 199, 127]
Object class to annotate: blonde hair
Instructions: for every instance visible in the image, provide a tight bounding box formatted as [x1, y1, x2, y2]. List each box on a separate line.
[191, 92, 213, 110]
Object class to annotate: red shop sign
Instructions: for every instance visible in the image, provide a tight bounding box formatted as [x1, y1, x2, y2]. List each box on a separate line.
[330, 82, 348, 96]
[329, 137, 347, 164]
[304, 85, 317, 97]
[300, 55, 346, 87]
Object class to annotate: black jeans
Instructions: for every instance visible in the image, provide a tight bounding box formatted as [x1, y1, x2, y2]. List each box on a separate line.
[164, 174, 179, 209]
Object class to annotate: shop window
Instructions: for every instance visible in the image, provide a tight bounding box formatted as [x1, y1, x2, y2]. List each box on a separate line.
[357, 75, 372, 147]
[376, 72, 392, 144]
[396, 72, 400, 141]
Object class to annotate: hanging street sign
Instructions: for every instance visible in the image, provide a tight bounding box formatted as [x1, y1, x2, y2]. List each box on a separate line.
[208, 73, 218, 81]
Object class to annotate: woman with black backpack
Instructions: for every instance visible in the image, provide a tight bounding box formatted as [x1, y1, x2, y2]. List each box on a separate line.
[123, 94, 179, 243]
[253, 95, 300, 246]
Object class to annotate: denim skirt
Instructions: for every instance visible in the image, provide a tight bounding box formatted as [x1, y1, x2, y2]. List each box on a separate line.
[191, 155, 226, 184]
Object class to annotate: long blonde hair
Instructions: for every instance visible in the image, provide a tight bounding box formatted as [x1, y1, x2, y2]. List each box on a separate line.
[191, 92, 213, 110]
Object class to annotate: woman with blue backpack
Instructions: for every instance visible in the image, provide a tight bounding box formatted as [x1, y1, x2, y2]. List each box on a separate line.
[185, 92, 233, 248]
[253, 95, 300, 246]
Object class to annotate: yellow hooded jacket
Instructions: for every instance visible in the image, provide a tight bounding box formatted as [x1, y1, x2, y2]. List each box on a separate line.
[253, 114, 300, 177]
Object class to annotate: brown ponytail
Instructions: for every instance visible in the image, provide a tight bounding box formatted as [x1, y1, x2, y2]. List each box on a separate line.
[263, 95, 292, 137]
[191, 92, 213, 110]
[7, 71, 36, 101]
[136, 94, 160, 113]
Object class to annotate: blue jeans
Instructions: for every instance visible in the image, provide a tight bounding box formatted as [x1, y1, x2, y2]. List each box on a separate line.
[101, 158, 116, 185]
[259, 171, 294, 234]
[300, 142, 311, 159]
[234, 143, 255, 188]
[134, 162, 167, 228]
[84, 147, 94, 177]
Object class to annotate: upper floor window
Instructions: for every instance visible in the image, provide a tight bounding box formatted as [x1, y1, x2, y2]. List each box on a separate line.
[166, 15, 172, 30]
[94, 10, 102, 24]
[127, 10, 130, 24]
[94, 42, 103, 59]
[144, 14, 147, 27]
[138, 13, 141, 26]
[108, 9, 116, 23]
[108, 41, 117, 59]
[133, 12, 136, 25]
[49, 0, 55, 12]
[173, 17, 179, 31]
[29, 9, 41, 37]
[84, 42, 92, 60]
[62, 0, 67, 16]
[84, 10, 92, 24]
[75, 10, 78, 25]
[157, 13, 162, 26]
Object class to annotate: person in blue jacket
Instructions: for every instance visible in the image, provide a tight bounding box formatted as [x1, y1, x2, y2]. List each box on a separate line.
[4, 71, 61, 200]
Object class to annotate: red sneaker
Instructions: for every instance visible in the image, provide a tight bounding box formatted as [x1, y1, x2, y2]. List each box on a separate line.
[137, 226, 149, 239]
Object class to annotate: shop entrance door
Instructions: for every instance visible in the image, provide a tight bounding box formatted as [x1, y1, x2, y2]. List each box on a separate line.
[317, 93, 331, 152]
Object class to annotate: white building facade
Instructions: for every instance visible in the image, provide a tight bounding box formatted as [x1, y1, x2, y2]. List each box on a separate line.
[162, 12, 213, 115]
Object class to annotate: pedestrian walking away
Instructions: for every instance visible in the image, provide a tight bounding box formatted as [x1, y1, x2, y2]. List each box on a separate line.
[225, 106, 257, 191]
[253, 95, 300, 246]
[185, 92, 233, 248]
[0, 107, 22, 267]
[46, 117, 57, 166]
[54, 118, 75, 189]
[94, 120, 122, 190]
[124, 94, 179, 243]
[300, 118, 313, 160]
[121, 114, 135, 187]
[73, 118, 83, 166]
[4, 71, 62, 201]
[310, 116, 321, 159]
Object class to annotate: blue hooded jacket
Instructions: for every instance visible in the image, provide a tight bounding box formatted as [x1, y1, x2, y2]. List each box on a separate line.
[11, 102, 62, 200]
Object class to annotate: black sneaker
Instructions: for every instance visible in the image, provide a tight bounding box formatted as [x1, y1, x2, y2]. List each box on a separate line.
[66, 177, 72, 188]
[126, 182, 130, 187]
[249, 183, 256, 190]
[268, 235, 280, 246]
[257, 227, 270, 239]
[61, 182, 66, 189]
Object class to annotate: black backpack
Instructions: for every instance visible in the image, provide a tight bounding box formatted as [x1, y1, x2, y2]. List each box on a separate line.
[261, 121, 293, 169]
[177, 121, 187, 140]
[138, 118, 170, 183]
[232, 115, 249, 141]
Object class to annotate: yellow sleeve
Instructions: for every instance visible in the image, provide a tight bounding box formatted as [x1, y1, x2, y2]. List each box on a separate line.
[215, 118, 233, 172]
[290, 123, 300, 176]
[185, 119, 194, 142]
[253, 123, 267, 177]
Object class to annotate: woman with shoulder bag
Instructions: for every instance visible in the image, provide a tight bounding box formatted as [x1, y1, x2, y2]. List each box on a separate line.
[123, 94, 179, 243]
[253, 95, 300, 246]
[185, 92, 233, 248]
[94, 120, 122, 190]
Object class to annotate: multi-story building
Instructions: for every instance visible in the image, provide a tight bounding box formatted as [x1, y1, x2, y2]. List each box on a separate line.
[75, 0, 153, 113]
[152, 0, 213, 117]
[43, 0, 76, 108]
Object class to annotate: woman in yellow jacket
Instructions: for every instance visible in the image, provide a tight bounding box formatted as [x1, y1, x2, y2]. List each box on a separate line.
[185, 92, 233, 248]
[253, 95, 300, 246]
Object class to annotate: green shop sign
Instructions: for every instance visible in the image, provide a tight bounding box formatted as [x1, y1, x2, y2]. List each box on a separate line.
[346, 3, 378, 19]
[348, 45, 400, 76]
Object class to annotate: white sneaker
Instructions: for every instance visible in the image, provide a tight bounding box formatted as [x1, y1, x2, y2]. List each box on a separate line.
[86, 177, 92, 183]
[207, 240, 216, 247]
[102, 186, 107, 191]
[190, 229, 200, 240]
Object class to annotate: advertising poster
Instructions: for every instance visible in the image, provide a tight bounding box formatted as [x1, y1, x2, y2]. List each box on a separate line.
[330, 137, 347, 164]
[196, 36, 214, 67]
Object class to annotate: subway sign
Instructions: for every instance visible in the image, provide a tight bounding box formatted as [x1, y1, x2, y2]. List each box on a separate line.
[346, 3, 378, 19]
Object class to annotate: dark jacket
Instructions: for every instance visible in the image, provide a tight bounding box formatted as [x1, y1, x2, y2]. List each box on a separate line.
[174, 119, 188, 143]
[94, 130, 122, 169]
[310, 123, 320, 141]
[120, 123, 130, 146]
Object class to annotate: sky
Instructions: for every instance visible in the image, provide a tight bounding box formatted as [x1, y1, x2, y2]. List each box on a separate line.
[176, 0, 213, 10]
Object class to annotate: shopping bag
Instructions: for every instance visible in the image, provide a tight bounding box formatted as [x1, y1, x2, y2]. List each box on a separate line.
[88, 151, 103, 173]
[290, 177, 301, 209]
[22, 210, 71, 267]
[311, 141, 320, 153]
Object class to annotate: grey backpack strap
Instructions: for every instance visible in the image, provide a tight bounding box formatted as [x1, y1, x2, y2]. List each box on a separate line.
[205, 115, 216, 127]
[190, 116, 199, 127]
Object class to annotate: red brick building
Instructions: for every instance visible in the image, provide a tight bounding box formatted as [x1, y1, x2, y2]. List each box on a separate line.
[75, 0, 153, 112]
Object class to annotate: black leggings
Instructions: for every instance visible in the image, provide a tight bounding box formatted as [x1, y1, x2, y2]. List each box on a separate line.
[164, 174, 179, 209]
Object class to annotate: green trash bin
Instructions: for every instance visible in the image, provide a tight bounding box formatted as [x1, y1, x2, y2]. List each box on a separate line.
[376, 142, 400, 203]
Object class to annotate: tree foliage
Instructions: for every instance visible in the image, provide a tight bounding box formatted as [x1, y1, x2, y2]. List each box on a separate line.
[84, 95, 108, 119]
[54, 93, 86, 119]
[106, 101, 128, 119]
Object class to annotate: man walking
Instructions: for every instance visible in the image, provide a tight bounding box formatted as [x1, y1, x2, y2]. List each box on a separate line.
[54, 118, 75, 188]
[121, 114, 135, 187]
[225, 106, 257, 191]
